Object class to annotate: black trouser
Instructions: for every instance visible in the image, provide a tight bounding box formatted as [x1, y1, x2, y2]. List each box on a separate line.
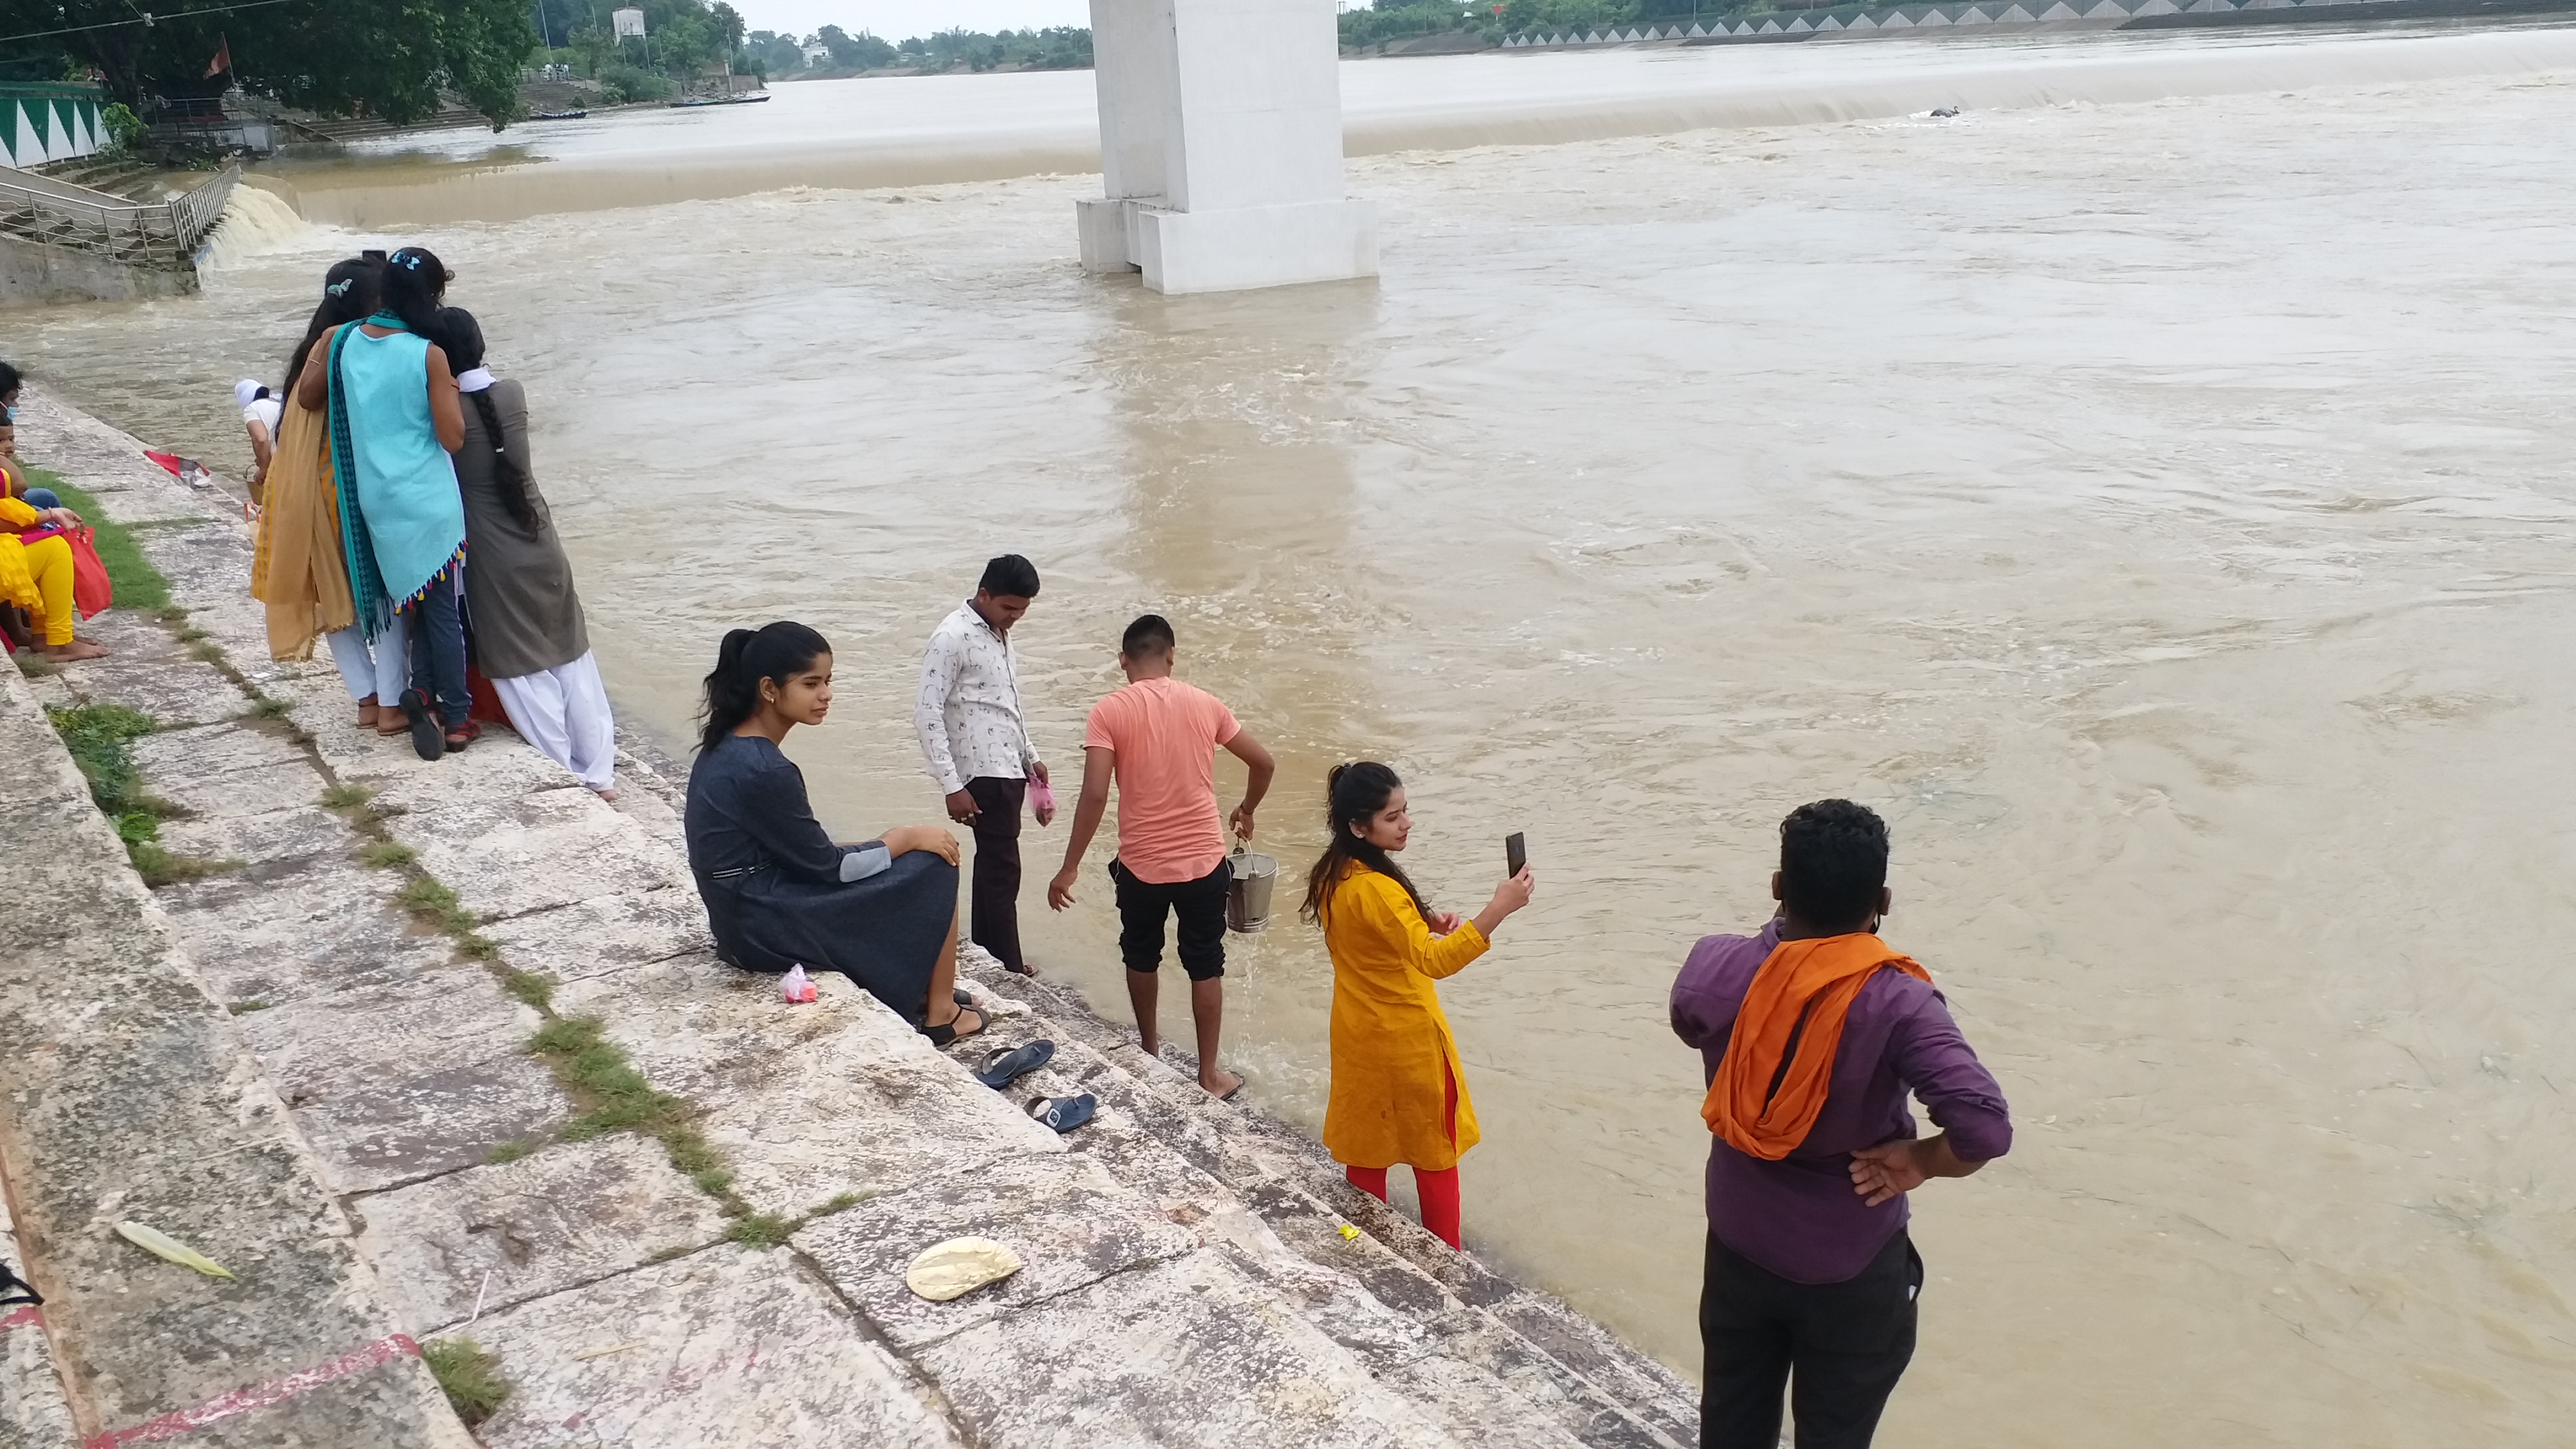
[964, 776, 1026, 972]
[1109, 857, 1231, 980]
[1700, 1228, 1920, 1449]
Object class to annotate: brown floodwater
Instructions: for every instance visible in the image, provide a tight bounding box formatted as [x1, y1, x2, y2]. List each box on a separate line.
[11, 29, 2576, 1445]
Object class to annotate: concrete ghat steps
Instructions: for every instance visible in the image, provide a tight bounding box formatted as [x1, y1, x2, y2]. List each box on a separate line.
[609, 742, 1700, 1447]
[0, 657, 471, 1437]
[9, 384, 1697, 1447]
[944, 954, 1701, 1449]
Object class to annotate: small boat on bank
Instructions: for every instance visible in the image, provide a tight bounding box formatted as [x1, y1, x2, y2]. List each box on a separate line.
[667, 93, 770, 108]
[531, 108, 588, 120]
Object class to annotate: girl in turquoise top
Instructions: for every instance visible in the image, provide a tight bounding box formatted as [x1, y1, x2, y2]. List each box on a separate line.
[295, 246, 472, 760]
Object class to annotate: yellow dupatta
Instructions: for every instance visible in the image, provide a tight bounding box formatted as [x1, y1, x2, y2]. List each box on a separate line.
[249, 390, 355, 659]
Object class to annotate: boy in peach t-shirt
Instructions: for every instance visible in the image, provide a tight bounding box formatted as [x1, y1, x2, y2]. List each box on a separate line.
[1048, 614, 1275, 1098]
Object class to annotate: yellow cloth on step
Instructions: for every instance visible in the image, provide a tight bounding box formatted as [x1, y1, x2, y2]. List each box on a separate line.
[0, 495, 44, 615]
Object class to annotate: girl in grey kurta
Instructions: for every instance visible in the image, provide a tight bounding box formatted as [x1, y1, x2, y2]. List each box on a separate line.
[441, 308, 618, 795]
[684, 621, 988, 1042]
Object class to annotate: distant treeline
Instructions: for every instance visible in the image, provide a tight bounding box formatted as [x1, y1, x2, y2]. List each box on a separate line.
[742, 24, 1094, 77]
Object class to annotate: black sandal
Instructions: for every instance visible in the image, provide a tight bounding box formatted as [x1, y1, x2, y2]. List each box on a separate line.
[0, 1258, 40, 1309]
[400, 688, 443, 762]
[976, 1039, 1055, 1090]
[920, 1003, 987, 1048]
[1026, 1094, 1098, 1133]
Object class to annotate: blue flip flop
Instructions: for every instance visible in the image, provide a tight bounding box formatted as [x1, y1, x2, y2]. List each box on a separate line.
[976, 1039, 1055, 1091]
[1025, 1093, 1096, 1133]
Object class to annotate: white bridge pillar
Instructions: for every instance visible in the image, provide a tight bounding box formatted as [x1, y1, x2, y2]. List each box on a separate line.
[1078, 0, 1379, 294]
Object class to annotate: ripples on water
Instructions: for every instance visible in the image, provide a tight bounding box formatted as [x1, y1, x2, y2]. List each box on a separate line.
[13, 31, 2576, 1445]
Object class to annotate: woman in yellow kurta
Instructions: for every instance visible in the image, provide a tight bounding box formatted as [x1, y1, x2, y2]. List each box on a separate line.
[1304, 761, 1534, 1249]
[0, 494, 102, 659]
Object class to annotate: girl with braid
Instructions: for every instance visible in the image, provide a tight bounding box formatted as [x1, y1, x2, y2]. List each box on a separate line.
[438, 307, 619, 798]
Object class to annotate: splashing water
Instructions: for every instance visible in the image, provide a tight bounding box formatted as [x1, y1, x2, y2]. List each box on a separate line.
[199, 182, 315, 272]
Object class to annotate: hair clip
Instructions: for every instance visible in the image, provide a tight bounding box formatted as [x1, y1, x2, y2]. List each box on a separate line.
[325, 278, 352, 296]
[395, 252, 423, 271]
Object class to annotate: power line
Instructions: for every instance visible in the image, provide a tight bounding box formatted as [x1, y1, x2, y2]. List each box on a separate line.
[0, 0, 299, 48]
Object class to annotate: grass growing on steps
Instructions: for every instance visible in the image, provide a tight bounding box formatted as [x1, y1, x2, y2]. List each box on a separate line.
[319, 782, 375, 809]
[422, 1337, 511, 1427]
[526, 1015, 751, 1221]
[498, 968, 553, 1010]
[45, 703, 241, 886]
[396, 876, 479, 934]
[27, 471, 172, 616]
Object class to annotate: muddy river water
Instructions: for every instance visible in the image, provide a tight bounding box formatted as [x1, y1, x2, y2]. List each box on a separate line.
[11, 26, 2576, 1444]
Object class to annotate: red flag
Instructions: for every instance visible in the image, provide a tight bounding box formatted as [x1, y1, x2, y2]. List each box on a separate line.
[205, 35, 231, 78]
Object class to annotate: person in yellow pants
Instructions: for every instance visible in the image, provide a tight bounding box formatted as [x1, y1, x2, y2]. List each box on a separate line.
[0, 494, 106, 661]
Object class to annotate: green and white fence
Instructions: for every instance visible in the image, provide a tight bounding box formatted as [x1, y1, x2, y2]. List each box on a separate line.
[0, 83, 107, 169]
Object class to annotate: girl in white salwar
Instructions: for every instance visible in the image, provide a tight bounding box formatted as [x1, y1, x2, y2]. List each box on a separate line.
[440, 309, 620, 797]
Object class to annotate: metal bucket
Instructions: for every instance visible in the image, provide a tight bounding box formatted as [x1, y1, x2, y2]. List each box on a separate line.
[1225, 849, 1279, 934]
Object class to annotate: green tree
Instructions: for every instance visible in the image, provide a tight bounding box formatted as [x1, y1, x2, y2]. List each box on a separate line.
[816, 24, 897, 70]
[0, 0, 537, 126]
[709, 2, 746, 54]
[746, 30, 808, 74]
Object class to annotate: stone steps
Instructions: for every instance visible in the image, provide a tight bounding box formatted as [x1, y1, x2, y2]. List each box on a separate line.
[9, 385, 1699, 1448]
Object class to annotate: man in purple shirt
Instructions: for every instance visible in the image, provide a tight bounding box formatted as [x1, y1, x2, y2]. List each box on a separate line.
[1670, 800, 2012, 1449]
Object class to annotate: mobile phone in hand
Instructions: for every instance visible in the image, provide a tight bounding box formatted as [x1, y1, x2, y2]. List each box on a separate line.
[1505, 832, 1527, 877]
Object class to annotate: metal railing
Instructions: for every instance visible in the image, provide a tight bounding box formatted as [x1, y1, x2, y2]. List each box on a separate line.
[167, 163, 240, 257]
[0, 163, 237, 270]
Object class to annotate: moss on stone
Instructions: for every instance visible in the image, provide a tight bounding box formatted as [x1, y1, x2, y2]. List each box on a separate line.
[422, 1336, 511, 1427]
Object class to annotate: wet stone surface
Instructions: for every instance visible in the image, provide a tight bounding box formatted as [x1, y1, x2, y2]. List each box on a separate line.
[475, 886, 712, 986]
[556, 957, 1065, 1217]
[352, 1136, 731, 1335]
[465, 1248, 964, 1449]
[153, 858, 457, 1009]
[796, 1153, 1200, 1351]
[291, 1053, 570, 1195]
[912, 1251, 1453, 1449]
[395, 788, 688, 924]
[235, 973, 543, 1107]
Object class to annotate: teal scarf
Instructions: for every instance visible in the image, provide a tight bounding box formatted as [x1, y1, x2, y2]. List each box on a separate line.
[325, 320, 466, 640]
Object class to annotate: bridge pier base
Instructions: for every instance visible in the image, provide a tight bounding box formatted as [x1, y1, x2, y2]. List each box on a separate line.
[1080, 0, 1377, 295]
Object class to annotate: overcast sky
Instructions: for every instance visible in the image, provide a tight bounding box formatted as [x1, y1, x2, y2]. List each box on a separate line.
[730, 0, 1096, 42]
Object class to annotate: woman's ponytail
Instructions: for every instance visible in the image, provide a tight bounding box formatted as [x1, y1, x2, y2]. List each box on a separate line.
[1300, 760, 1428, 926]
[697, 622, 832, 753]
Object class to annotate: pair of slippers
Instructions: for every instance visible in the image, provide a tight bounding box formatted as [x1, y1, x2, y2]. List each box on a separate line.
[972, 1037, 1097, 1133]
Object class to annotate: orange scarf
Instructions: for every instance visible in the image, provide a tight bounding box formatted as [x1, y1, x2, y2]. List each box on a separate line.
[1701, 932, 1932, 1161]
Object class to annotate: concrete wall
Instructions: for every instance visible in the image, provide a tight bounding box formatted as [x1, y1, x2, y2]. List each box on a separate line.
[0, 233, 196, 310]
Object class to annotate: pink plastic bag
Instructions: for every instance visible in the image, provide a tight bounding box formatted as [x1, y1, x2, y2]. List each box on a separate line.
[1027, 776, 1055, 821]
[781, 964, 818, 1003]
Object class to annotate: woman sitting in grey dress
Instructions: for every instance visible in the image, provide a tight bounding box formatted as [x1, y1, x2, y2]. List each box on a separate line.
[685, 621, 988, 1043]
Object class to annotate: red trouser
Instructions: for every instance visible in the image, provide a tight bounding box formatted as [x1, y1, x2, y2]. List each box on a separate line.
[1344, 1059, 1464, 1249]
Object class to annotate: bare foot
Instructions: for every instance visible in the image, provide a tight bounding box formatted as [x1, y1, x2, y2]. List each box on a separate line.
[1200, 1068, 1244, 1101]
[593, 787, 618, 803]
[42, 638, 107, 661]
[1008, 958, 1040, 978]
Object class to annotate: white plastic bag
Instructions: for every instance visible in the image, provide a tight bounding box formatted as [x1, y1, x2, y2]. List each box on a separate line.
[782, 964, 817, 1003]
